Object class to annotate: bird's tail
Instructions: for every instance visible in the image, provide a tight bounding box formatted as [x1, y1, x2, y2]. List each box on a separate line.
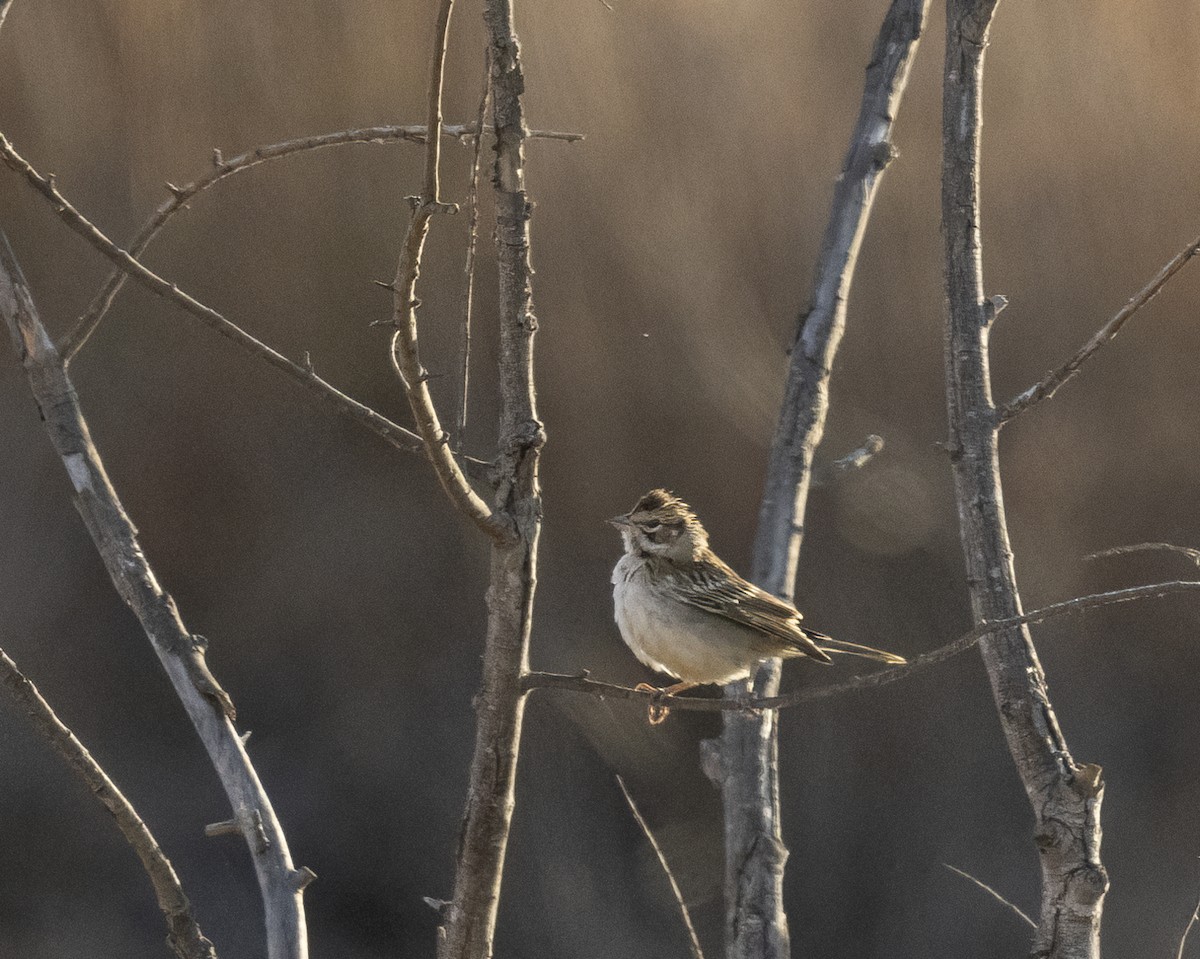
[806, 630, 907, 666]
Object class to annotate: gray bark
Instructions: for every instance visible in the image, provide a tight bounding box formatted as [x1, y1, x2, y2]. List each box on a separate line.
[716, 3, 930, 957]
[0, 233, 310, 959]
[436, 3, 544, 957]
[940, 3, 1107, 956]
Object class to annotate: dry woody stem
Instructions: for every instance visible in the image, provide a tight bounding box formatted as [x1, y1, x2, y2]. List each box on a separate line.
[435, 1, 546, 956]
[0, 642, 217, 959]
[0, 233, 311, 959]
[389, 0, 511, 544]
[942, 2, 1105, 955]
[718, 3, 930, 957]
[999, 232, 1200, 422]
[61, 123, 580, 362]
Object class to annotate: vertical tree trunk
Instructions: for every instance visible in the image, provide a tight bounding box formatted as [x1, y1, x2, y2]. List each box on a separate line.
[941, 3, 1107, 956]
[437, 3, 544, 957]
[717, 4, 930, 957]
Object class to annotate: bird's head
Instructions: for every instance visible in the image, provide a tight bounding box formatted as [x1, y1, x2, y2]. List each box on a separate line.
[608, 489, 709, 562]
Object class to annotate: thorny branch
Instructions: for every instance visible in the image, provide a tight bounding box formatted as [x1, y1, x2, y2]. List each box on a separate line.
[0, 134, 492, 468]
[0, 641, 217, 959]
[60, 122, 581, 362]
[389, 0, 512, 543]
[523, 579, 1200, 711]
[998, 233, 1200, 423]
[0, 233, 310, 959]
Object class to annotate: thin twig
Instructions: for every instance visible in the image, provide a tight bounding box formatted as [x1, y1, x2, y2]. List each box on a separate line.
[389, 0, 511, 544]
[1086, 542, 1200, 568]
[0, 233, 310, 959]
[0, 133, 438, 458]
[999, 233, 1200, 423]
[615, 776, 705, 959]
[942, 864, 1036, 930]
[455, 51, 490, 452]
[811, 434, 884, 487]
[59, 122, 581, 362]
[1178, 890, 1200, 959]
[0, 642, 218, 959]
[0, 0, 15, 36]
[523, 579, 1200, 711]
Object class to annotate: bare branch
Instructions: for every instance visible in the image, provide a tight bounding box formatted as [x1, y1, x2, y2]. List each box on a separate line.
[436, 3, 547, 956]
[0, 133, 441, 462]
[60, 122, 580, 362]
[0, 642, 218, 959]
[524, 580, 1200, 711]
[722, 2, 930, 955]
[999, 233, 1200, 423]
[1086, 542, 1200, 568]
[389, 1, 512, 544]
[942, 864, 1036, 930]
[811, 433, 884, 487]
[0, 233, 310, 959]
[942, 2, 1105, 954]
[616, 776, 705, 959]
[455, 53, 491, 452]
[1178, 890, 1200, 959]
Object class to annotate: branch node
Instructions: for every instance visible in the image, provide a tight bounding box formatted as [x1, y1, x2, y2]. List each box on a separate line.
[211, 148, 227, 170]
[372, 279, 399, 293]
[293, 866, 318, 891]
[424, 896, 452, 914]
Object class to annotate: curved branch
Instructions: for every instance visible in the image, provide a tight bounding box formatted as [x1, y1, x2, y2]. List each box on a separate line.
[388, 0, 511, 543]
[0, 642, 217, 959]
[1086, 542, 1200, 568]
[60, 122, 582, 362]
[999, 233, 1200, 423]
[0, 134, 429, 457]
[523, 580, 1200, 711]
[0, 234, 310, 959]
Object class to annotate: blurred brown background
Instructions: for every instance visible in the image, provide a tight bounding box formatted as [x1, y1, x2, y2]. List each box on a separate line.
[2, 0, 1199, 956]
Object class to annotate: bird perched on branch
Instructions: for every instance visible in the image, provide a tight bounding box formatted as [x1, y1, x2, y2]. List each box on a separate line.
[610, 489, 905, 723]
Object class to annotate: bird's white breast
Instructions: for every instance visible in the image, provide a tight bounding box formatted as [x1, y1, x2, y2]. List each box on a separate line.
[612, 554, 754, 685]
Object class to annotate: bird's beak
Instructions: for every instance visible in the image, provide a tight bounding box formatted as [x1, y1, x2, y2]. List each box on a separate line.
[607, 514, 634, 529]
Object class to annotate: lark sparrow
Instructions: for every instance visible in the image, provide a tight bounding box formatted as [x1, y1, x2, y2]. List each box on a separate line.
[610, 489, 905, 722]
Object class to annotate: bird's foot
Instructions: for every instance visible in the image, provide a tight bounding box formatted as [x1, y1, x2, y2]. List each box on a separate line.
[634, 682, 671, 725]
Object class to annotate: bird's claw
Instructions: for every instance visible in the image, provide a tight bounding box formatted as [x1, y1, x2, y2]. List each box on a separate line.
[634, 682, 671, 725]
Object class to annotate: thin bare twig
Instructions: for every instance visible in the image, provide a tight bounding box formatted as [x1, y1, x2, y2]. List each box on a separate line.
[1086, 542, 1200, 568]
[1178, 890, 1200, 959]
[0, 134, 449, 457]
[0, 642, 218, 959]
[720, 3, 930, 955]
[455, 53, 491, 452]
[389, 0, 511, 544]
[523, 579, 1200, 711]
[60, 122, 581, 362]
[616, 776, 705, 959]
[0, 233, 310, 959]
[999, 233, 1200, 423]
[943, 864, 1036, 930]
[811, 433, 884, 487]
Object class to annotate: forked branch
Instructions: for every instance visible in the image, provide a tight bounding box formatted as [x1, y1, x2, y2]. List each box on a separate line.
[389, 0, 511, 543]
[0, 233, 310, 959]
[0, 641, 217, 959]
[61, 122, 581, 362]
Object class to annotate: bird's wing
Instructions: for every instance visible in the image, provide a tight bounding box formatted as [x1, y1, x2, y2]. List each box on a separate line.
[673, 554, 833, 663]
